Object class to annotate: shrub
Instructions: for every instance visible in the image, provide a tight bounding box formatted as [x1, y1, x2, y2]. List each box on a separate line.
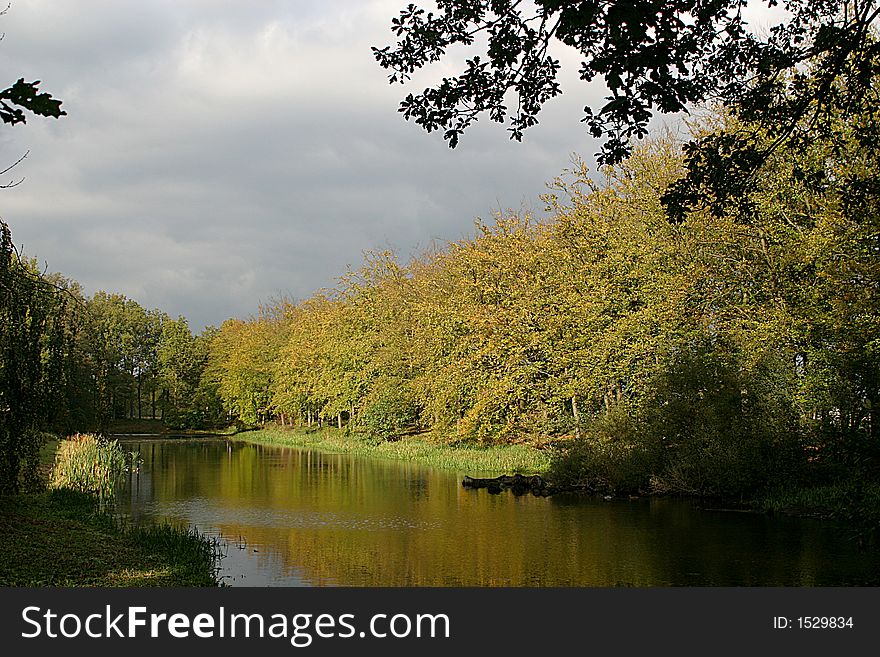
[360, 379, 421, 441]
[548, 404, 661, 494]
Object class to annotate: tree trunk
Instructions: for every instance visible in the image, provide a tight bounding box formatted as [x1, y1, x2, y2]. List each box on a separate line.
[571, 395, 581, 441]
[338, 413, 342, 429]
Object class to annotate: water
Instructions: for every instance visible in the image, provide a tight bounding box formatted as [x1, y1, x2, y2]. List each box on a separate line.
[117, 437, 880, 586]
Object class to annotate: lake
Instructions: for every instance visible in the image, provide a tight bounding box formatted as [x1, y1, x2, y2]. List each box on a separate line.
[117, 437, 880, 586]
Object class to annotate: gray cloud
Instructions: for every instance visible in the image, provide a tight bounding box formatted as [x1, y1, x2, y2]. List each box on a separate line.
[1, 0, 604, 330]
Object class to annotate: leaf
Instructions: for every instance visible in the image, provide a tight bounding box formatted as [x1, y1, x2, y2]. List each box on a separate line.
[0, 78, 66, 121]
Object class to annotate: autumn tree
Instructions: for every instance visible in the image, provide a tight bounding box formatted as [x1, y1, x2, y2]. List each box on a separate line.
[208, 306, 291, 427]
[148, 318, 222, 428]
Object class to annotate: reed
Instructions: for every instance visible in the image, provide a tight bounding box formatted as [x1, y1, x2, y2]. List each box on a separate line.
[49, 434, 133, 503]
[126, 522, 224, 586]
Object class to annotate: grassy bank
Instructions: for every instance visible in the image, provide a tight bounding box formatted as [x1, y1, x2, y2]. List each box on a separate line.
[0, 489, 220, 586]
[240, 426, 551, 475]
[1, 434, 222, 587]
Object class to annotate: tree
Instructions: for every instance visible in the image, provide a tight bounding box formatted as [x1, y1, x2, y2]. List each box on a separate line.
[157, 317, 213, 428]
[0, 232, 76, 493]
[86, 293, 165, 423]
[374, 1, 880, 212]
[208, 309, 289, 427]
[0, 23, 67, 492]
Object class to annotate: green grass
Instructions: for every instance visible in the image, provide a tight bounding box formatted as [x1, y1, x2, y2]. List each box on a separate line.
[241, 426, 551, 475]
[1, 488, 221, 586]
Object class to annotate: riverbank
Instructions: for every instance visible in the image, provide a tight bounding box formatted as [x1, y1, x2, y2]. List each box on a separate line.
[0, 490, 221, 586]
[238, 426, 551, 475]
[1, 435, 222, 587]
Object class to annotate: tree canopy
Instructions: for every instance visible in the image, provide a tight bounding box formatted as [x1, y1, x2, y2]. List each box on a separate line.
[374, 1, 880, 213]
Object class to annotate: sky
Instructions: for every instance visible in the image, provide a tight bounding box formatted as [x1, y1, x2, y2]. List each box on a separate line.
[0, 1, 781, 331]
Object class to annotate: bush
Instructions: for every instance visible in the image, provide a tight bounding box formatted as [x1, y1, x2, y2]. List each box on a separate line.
[548, 404, 661, 494]
[548, 341, 807, 498]
[360, 379, 421, 441]
[637, 340, 804, 498]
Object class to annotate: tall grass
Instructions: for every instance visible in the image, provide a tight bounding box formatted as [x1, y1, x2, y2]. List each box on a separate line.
[126, 522, 224, 586]
[49, 434, 133, 503]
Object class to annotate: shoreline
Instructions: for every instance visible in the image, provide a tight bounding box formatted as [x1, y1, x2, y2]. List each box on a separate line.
[1, 435, 221, 587]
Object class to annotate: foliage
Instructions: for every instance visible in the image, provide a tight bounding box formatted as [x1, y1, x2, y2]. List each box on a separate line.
[546, 403, 658, 493]
[375, 2, 880, 218]
[375, 2, 873, 154]
[86, 292, 166, 426]
[360, 377, 421, 440]
[640, 339, 802, 496]
[208, 310, 289, 426]
[157, 317, 223, 428]
[0, 77, 65, 126]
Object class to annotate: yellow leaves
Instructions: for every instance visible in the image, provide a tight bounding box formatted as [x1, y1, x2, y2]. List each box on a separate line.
[208, 311, 289, 423]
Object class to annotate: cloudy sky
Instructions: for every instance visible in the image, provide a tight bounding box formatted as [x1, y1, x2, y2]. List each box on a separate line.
[0, 1, 779, 331]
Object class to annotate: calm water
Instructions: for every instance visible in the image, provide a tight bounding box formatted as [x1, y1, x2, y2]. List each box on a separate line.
[117, 438, 880, 586]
